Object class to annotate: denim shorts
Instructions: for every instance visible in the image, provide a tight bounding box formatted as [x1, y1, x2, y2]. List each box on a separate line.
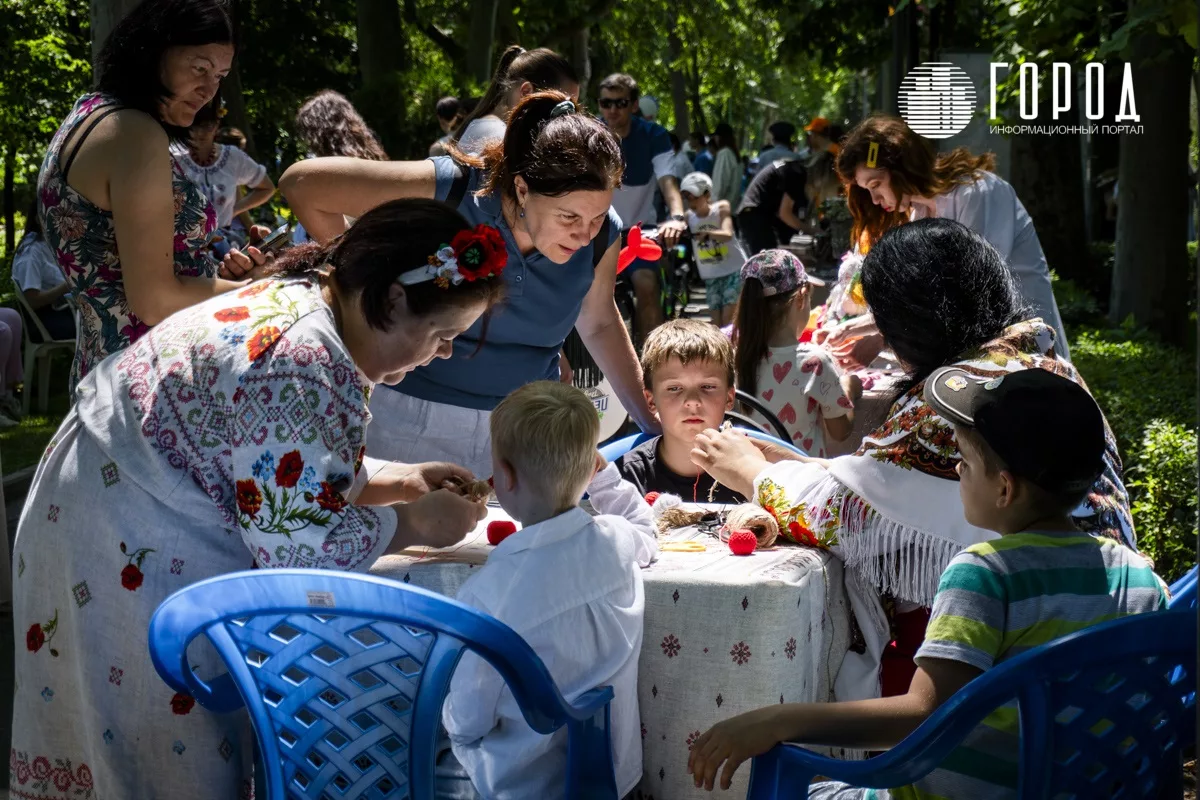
[704, 272, 743, 310]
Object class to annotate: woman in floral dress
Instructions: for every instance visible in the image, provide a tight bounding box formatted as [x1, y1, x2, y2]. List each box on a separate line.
[692, 220, 1134, 706]
[10, 198, 507, 799]
[37, 0, 265, 392]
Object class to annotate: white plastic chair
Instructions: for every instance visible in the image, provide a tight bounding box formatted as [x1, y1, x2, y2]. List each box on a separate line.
[12, 280, 75, 415]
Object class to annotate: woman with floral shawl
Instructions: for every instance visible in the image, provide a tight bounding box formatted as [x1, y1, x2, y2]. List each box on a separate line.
[693, 219, 1132, 706]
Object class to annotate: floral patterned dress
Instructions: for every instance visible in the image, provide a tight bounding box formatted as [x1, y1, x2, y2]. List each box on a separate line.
[37, 93, 218, 391]
[10, 277, 397, 799]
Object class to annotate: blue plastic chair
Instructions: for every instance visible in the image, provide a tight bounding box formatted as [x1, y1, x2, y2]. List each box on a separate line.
[148, 569, 618, 800]
[598, 428, 809, 465]
[746, 609, 1197, 799]
[1168, 565, 1197, 609]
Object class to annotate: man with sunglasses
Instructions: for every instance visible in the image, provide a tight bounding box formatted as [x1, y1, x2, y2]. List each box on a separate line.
[598, 73, 688, 342]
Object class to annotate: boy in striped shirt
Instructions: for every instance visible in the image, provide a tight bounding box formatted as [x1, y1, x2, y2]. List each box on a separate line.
[687, 366, 1166, 797]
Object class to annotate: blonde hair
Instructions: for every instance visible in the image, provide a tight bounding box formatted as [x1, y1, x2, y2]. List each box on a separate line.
[641, 319, 735, 390]
[490, 381, 599, 510]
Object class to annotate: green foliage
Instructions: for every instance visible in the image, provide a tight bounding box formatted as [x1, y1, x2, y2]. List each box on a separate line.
[1070, 327, 1197, 582]
[1128, 420, 1198, 584]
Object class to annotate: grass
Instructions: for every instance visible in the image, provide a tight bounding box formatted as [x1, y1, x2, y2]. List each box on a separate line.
[1, 355, 71, 477]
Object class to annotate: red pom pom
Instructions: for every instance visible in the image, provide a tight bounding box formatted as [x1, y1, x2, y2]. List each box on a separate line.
[728, 528, 758, 555]
[644, 491, 660, 506]
[486, 520, 517, 546]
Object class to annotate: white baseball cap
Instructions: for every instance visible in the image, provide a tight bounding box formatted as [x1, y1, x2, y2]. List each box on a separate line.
[680, 172, 713, 197]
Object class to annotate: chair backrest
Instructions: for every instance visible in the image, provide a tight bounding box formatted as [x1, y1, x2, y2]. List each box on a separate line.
[11, 278, 68, 344]
[1168, 565, 1198, 609]
[753, 610, 1196, 797]
[598, 431, 654, 463]
[149, 569, 616, 800]
[733, 389, 790, 441]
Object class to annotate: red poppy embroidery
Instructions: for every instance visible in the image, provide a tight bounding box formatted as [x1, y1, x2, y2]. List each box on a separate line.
[275, 451, 304, 488]
[246, 325, 282, 361]
[215, 307, 250, 323]
[171, 692, 196, 715]
[26, 622, 44, 653]
[236, 479, 263, 518]
[119, 541, 154, 592]
[238, 281, 272, 298]
[120, 564, 144, 591]
[313, 482, 347, 513]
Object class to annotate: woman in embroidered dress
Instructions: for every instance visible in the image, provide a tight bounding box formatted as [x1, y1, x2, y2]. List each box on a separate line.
[692, 219, 1133, 703]
[819, 114, 1069, 366]
[37, 0, 268, 393]
[281, 91, 656, 477]
[10, 199, 505, 799]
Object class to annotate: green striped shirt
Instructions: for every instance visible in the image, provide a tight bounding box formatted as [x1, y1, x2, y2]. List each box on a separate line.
[869, 531, 1166, 800]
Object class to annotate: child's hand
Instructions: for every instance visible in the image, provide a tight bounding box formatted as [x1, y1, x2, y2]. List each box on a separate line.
[687, 706, 786, 790]
[841, 373, 864, 405]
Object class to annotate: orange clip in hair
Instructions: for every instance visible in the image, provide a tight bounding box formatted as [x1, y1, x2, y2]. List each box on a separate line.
[866, 142, 879, 169]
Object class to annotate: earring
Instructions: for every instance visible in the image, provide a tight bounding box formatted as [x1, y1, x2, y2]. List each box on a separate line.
[519, 207, 525, 219]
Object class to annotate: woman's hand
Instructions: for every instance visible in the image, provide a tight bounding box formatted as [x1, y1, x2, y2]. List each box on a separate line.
[689, 427, 769, 499]
[391, 489, 487, 552]
[824, 315, 885, 372]
[687, 706, 786, 791]
[365, 460, 476, 505]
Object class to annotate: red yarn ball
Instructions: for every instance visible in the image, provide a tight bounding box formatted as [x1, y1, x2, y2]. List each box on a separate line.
[644, 491, 661, 506]
[728, 528, 758, 555]
[487, 520, 517, 546]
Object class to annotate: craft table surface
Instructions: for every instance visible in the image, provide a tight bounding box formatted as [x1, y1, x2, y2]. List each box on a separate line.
[372, 504, 851, 799]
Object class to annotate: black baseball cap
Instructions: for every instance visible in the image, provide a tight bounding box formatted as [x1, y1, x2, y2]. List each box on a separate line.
[926, 366, 1106, 495]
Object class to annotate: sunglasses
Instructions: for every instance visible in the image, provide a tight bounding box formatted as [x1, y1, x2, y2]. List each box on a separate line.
[598, 98, 631, 110]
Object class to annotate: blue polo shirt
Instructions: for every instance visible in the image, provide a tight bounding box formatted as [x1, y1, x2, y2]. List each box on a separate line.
[610, 116, 673, 229]
[387, 157, 622, 410]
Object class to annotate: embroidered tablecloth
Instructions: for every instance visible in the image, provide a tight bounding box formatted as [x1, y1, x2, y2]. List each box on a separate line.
[371, 506, 851, 799]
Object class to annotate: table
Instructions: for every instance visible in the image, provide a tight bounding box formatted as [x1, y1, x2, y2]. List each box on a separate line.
[371, 506, 851, 800]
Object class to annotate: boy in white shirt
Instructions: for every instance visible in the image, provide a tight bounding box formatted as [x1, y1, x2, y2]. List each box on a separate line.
[440, 381, 659, 799]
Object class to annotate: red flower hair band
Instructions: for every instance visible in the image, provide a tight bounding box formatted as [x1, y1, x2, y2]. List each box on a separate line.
[399, 224, 508, 289]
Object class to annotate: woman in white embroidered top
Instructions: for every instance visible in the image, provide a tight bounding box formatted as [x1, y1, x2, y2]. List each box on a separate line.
[10, 199, 501, 799]
[823, 114, 1070, 368]
[691, 219, 1133, 704]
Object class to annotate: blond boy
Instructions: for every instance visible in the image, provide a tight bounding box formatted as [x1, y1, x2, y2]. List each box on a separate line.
[617, 319, 746, 503]
[441, 381, 657, 798]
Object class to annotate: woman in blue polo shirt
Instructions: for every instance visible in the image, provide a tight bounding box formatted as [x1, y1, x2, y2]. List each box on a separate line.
[281, 91, 656, 475]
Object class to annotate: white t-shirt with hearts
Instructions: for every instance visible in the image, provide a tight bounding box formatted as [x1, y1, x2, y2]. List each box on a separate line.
[748, 343, 851, 458]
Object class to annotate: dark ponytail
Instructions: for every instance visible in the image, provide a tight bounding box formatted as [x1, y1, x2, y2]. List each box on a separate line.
[269, 199, 506, 330]
[732, 279, 797, 397]
[449, 91, 622, 201]
[453, 46, 578, 141]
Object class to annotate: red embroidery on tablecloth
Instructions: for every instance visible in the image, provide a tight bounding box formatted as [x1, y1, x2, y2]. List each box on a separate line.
[9, 748, 94, 798]
[785, 637, 797, 660]
[730, 641, 751, 665]
[660, 634, 681, 658]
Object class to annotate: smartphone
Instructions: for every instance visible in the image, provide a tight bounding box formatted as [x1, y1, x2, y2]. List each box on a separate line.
[256, 223, 291, 254]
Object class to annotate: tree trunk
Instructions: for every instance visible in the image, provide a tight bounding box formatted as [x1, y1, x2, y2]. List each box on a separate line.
[1007, 100, 1088, 286]
[466, 0, 500, 86]
[356, 0, 409, 157]
[565, 27, 592, 102]
[668, 23, 689, 139]
[90, 0, 141, 66]
[689, 52, 708, 134]
[496, 0, 520, 50]
[220, 60, 258, 161]
[3, 143, 14, 261]
[1110, 38, 1191, 344]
